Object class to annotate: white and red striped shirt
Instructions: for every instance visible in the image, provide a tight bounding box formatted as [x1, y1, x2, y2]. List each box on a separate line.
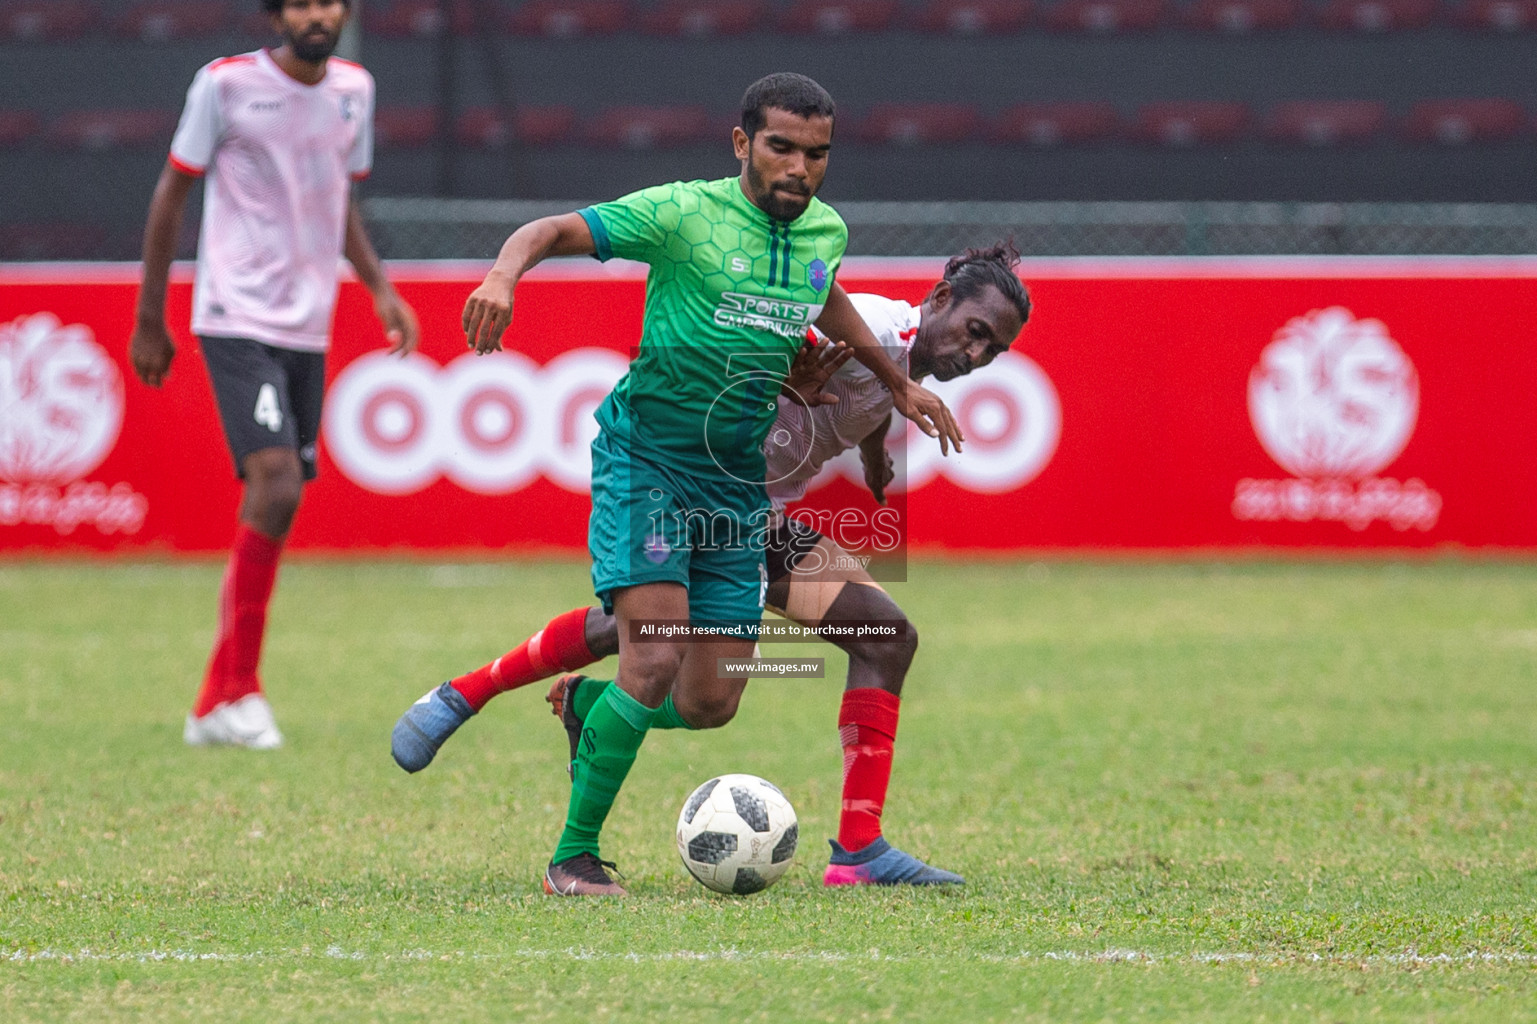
[764, 293, 918, 512]
[170, 49, 374, 352]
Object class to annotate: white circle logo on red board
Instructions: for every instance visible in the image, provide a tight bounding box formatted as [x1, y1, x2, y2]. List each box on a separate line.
[1247, 307, 1418, 480]
[326, 349, 1061, 497]
[807, 352, 1061, 496]
[324, 348, 628, 495]
[0, 313, 124, 484]
[1234, 307, 1440, 532]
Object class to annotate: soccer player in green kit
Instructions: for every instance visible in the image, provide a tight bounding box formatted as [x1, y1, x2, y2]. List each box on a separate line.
[459, 73, 963, 896]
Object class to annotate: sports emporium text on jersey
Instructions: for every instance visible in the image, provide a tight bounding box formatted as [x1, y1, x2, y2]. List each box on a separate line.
[711, 293, 825, 339]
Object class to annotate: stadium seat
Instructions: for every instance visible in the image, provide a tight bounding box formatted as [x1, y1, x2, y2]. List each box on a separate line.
[1314, 0, 1436, 30]
[639, 0, 769, 35]
[0, 1, 95, 41]
[0, 222, 110, 261]
[989, 101, 1119, 145]
[45, 109, 179, 151]
[508, 0, 630, 36]
[368, 0, 485, 37]
[907, 0, 1035, 33]
[1402, 98, 1528, 143]
[778, 0, 903, 33]
[1453, 0, 1537, 30]
[457, 105, 577, 146]
[582, 105, 712, 148]
[1265, 99, 1387, 144]
[1181, 0, 1300, 31]
[116, 1, 230, 42]
[855, 103, 981, 145]
[0, 110, 40, 147]
[1041, 0, 1168, 32]
[238, 10, 268, 36]
[1131, 101, 1249, 145]
[373, 106, 440, 149]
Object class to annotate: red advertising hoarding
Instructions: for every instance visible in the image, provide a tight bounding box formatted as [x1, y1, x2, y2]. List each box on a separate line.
[2, 258, 1534, 554]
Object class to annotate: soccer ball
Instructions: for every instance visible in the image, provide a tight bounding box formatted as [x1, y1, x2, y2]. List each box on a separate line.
[676, 773, 798, 895]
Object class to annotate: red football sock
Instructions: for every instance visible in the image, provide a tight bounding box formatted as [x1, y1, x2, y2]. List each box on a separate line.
[451, 606, 597, 712]
[194, 524, 283, 717]
[837, 687, 901, 854]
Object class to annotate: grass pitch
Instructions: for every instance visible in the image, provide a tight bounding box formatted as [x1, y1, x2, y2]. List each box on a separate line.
[2, 557, 1535, 1022]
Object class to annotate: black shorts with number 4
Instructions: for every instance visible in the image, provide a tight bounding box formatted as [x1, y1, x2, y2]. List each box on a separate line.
[200, 336, 326, 480]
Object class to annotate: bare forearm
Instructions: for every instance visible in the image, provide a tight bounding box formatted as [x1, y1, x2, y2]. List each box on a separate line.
[344, 199, 394, 298]
[816, 284, 907, 393]
[136, 166, 193, 326]
[858, 418, 891, 459]
[486, 217, 577, 287]
[461, 213, 594, 353]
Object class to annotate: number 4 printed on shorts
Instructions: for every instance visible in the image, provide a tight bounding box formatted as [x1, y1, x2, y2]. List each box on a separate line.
[254, 383, 283, 432]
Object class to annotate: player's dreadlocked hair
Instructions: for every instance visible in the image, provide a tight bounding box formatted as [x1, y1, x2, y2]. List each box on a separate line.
[740, 73, 837, 140]
[943, 241, 1031, 325]
[262, 0, 350, 12]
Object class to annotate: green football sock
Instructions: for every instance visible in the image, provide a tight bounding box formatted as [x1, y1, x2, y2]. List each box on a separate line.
[552, 684, 657, 864]
[653, 695, 692, 730]
[569, 676, 607, 723]
[571, 678, 693, 730]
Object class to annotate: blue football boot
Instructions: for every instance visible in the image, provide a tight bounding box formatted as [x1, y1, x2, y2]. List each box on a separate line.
[391, 682, 475, 772]
[823, 837, 965, 887]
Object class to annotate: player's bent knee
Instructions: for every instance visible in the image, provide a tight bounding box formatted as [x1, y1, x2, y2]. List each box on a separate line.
[845, 618, 918, 690]
[677, 688, 742, 729]
[251, 480, 302, 531]
[239, 450, 304, 537]
[586, 609, 620, 659]
[619, 645, 685, 703]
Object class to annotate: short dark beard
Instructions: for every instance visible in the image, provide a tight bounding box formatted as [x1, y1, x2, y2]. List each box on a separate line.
[289, 29, 339, 63]
[744, 156, 811, 222]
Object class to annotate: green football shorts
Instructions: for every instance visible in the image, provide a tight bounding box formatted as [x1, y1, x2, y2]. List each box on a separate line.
[588, 428, 769, 633]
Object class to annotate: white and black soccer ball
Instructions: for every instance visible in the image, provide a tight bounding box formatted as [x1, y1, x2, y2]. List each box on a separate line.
[676, 773, 798, 895]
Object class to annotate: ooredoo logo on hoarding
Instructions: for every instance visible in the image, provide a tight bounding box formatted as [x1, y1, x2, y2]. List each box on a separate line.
[1232, 307, 1441, 531]
[806, 351, 1061, 495]
[324, 348, 629, 495]
[0, 313, 148, 535]
[325, 349, 1061, 498]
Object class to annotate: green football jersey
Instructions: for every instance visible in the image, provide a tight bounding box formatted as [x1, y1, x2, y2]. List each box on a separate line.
[578, 176, 847, 481]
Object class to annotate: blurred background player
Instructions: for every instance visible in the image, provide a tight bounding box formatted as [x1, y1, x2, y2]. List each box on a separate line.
[451, 72, 963, 896]
[129, 0, 419, 749]
[394, 243, 1031, 886]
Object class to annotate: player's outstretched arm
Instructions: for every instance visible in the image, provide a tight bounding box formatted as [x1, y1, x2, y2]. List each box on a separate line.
[346, 198, 420, 356]
[462, 213, 596, 355]
[858, 419, 895, 505]
[129, 161, 197, 388]
[815, 283, 965, 455]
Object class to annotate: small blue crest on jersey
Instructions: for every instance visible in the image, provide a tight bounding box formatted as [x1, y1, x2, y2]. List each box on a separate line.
[808, 259, 828, 294]
[644, 532, 672, 565]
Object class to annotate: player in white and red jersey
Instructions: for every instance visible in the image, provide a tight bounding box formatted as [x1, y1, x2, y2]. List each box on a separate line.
[130, 0, 418, 750]
[392, 244, 1031, 886]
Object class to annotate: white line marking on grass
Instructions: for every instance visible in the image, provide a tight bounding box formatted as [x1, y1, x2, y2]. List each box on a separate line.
[7, 948, 1537, 967]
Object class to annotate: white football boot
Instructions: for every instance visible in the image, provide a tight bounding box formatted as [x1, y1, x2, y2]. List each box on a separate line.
[183, 693, 284, 750]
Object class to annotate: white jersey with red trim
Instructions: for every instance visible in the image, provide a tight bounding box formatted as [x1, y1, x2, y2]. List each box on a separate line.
[170, 49, 374, 352]
[764, 293, 918, 512]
